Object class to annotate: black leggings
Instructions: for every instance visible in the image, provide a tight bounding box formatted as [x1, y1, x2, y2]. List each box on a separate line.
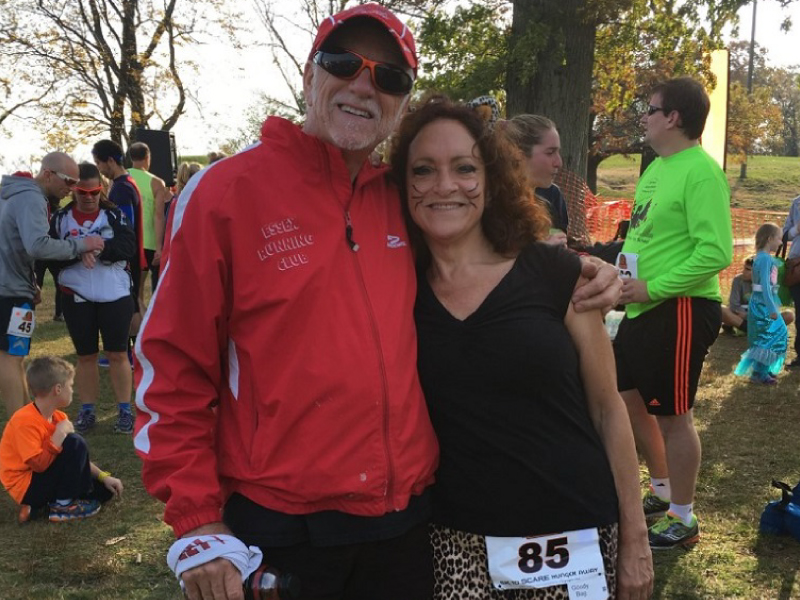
[34, 261, 62, 316]
[21, 434, 112, 508]
[62, 294, 134, 355]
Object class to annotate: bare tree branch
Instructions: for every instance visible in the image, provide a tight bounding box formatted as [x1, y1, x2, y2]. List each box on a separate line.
[0, 83, 54, 126]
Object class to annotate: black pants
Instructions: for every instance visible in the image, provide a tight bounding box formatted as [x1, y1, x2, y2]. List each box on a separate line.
[233, 522, 433, 600]
[34, 261, 62, 317]
[21, 433, 112, 508]
[143, 249, 160, 292]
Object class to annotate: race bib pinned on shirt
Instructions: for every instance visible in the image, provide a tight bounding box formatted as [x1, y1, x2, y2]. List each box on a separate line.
[485, 527, 608, 600]
[7, 307, 35, 338]
[615, 252, 639, 280]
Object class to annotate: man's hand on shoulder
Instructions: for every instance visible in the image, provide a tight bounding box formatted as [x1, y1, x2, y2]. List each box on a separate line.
[572, 255, 622, 313]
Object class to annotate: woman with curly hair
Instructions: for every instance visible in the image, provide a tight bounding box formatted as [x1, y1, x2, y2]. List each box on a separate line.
[390, 96, 652, 600]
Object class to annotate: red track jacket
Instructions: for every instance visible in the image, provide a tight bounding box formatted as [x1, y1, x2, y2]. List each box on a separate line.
[134, 117, 439, 537]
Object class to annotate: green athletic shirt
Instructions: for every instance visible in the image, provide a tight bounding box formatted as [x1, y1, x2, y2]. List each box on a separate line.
[129, 168, 156, 250]
[622, 144, 733, 319]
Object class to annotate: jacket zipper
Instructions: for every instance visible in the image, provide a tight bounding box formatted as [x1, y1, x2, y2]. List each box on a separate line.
[344, 207, 395, 511]
[344, 211, 360, 251]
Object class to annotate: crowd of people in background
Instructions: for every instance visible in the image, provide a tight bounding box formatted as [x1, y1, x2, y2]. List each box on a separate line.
[0, 138, 206, 523]
[0, 2, 799, 599]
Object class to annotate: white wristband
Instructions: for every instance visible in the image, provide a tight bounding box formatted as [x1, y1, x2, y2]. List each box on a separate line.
[167, 534, 263, 587]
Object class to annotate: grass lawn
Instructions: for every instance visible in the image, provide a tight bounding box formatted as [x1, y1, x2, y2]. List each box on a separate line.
[0, 283, 175, 599]
[597, 154, 800, 212]
[3, 236, 800, 598]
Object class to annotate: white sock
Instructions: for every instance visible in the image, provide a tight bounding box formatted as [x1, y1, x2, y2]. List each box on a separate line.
[669, 503, 694, 526]
[650, 478, 671, 501]
[55, 499, 72, 506]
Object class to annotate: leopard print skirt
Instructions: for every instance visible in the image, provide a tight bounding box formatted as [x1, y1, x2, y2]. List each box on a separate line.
[430, 523, 618, 600]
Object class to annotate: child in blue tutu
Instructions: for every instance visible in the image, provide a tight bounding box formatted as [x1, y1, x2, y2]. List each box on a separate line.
[735, 223, 788, 384]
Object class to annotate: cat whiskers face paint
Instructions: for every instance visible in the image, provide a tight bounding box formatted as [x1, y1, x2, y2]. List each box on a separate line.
[464, 182, 481, 205]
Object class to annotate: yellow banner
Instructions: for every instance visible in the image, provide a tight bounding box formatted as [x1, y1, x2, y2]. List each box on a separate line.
[701, 49, 730, 170]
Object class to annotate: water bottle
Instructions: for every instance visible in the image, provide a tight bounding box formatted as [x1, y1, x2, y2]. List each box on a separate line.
[604, 310, 625, 341]
[243, 565, 300, 600]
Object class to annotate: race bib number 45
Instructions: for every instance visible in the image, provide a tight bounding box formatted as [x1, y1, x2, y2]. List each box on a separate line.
[7, 307, 35, 338]
[485, 528, 609, 599]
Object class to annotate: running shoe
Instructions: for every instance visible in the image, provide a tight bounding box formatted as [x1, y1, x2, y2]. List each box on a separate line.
[643, 488, 670, 520]
[113, 409, 134, 434]
[750, 373, 777, 385]
[75, 409, 96, 433]
[48, 499, 101, 523]
[649, 513, 700, 549]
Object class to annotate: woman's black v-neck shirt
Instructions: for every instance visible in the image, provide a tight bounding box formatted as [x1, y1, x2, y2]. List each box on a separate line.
[415, 243, 619, 537]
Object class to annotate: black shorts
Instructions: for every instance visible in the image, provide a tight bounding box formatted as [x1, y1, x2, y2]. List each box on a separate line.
[63, 294, 135, 356]
[0, 296, 35, 356]
[614, 297, 721, 416]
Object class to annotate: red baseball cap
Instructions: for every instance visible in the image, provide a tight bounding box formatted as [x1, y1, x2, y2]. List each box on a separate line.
[309, 3, 418, 73]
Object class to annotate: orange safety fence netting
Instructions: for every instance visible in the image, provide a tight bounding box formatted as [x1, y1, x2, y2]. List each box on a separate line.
[553, 170, 791, 302]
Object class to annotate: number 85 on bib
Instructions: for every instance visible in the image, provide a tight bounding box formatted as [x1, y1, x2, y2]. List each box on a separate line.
[485, 527, 608, 599]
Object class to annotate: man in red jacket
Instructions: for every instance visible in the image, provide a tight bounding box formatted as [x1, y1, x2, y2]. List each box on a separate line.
[134, 5, 621, 599]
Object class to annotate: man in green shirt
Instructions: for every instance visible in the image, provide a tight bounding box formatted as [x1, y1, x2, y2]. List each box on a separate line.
[128, 142, 170, 296]
[613, 77, 732, 550]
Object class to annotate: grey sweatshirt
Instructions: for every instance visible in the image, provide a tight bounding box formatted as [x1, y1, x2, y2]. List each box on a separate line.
[0, 174, 89, 298]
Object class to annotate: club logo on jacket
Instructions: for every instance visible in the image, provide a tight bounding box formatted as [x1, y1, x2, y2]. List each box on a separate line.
[257, 216, 315, 271]
[387, 234, 407, 248]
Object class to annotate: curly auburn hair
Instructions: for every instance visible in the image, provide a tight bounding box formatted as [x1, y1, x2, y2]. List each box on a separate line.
[389, 94, 550, 262]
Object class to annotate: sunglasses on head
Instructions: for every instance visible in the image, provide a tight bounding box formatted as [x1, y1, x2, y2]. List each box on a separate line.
[48, 170, 79, 187]
[75, 186, 102, 197]
[313, 49, 414, 96]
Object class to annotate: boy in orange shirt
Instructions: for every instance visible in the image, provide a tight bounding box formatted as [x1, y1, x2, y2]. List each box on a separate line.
[0, 356, 123, 523]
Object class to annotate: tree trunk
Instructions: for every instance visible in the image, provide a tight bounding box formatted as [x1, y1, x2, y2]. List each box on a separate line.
[506, 0, 596, 181]
[587, 153, 603, 194]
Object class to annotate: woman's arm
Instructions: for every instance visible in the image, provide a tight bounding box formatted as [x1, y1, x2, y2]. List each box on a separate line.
[564, 285, 653, 600]
[98, 208, 137, 263]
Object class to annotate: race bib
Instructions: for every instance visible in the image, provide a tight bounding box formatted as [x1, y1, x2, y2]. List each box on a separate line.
[615, 252, 638, 279]
[7, 307, 35, 338]
[485, 527, 608, 600]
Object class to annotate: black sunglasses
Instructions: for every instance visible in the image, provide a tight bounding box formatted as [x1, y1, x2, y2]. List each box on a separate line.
[646, 105, 667, 116]
[312, 50, 414, 96]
